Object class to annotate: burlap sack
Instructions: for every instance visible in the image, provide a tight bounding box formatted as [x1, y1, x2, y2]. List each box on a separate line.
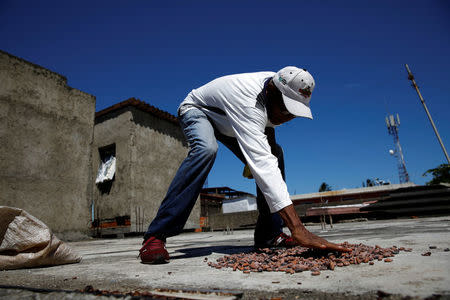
[0, 206, 81, 270]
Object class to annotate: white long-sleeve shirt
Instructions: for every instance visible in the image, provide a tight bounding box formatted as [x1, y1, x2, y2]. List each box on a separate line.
[178, 71, 292, 213]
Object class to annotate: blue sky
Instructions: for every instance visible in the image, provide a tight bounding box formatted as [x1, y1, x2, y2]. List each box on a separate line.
[1, 0, 449, 195]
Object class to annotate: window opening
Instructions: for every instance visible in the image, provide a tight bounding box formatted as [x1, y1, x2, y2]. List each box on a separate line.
[96, 143, 116, 194]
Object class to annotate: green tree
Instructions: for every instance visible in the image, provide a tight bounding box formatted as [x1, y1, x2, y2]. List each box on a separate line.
[319, 182, 332, 192]
[423, 164, 450, 185]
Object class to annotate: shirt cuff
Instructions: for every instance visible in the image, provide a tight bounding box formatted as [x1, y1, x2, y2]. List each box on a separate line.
[269, 198, 292, 213]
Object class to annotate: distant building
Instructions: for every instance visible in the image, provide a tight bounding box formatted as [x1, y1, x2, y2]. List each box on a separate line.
[92, 98, 200, 236]
[291, 183, 417, 222]
[199, 183, 427, 231]
[291, 183, 416, 214]
[199, 187, 258, 231]
[200, 187, 256, 214]
[222, 195, 257, 214]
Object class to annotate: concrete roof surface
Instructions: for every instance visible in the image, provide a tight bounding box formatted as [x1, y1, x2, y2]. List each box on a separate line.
[1, 216, 449, 300]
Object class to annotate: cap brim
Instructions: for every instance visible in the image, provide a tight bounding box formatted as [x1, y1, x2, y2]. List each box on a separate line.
[282, 94, 313, 119]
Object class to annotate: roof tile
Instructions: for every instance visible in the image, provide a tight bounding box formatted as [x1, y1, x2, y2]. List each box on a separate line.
[95, 98, 178, 124]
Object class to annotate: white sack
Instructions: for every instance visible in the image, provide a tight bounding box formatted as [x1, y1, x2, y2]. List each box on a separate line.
[0, 206, 81, 270]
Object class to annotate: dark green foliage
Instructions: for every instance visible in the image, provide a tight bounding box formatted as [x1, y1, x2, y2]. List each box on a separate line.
[423, 164, 450, 185]
[319, 182, 332, 192]
[362, 179, 375, 187]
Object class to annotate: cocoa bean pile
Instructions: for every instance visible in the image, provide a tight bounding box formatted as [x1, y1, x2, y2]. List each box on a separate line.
[207, 242, 412, 275]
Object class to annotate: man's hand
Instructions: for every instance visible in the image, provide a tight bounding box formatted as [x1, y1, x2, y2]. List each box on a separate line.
[279, 204, 351, 252]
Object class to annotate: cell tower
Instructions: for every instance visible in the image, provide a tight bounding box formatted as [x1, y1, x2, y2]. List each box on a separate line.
[385, 113, 410, 183]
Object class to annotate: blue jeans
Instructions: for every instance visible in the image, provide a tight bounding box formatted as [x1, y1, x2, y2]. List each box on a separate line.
[144, 108, 284, 244]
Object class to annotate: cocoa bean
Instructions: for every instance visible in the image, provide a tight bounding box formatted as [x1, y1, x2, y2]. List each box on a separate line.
[208, 242, 406, 274]
[286, 269, 294, 274]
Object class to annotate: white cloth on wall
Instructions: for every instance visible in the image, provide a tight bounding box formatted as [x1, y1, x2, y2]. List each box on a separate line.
[95, 156, 116, 184]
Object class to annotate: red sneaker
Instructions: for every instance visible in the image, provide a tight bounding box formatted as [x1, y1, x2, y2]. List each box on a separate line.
[254, 232, 299, 249]
[139, 236, 170, 264]
[274, 233, 298, 247]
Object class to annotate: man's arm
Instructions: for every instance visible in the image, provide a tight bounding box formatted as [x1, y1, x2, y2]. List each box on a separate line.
[243, 127, 276, 180]
[265, 127, 349, 252]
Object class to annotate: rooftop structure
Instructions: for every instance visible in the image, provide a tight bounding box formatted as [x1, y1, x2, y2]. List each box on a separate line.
[92, 98, 199, 236]
[291, 183, 416, 205]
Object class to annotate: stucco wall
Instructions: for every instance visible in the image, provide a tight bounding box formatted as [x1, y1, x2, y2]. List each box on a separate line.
[130, 107, 199, 231]
[93, 109, 133, 221]
[208, 211, 258, 231]
[93, 106, 200, 233]
[0, 50, 95, 239]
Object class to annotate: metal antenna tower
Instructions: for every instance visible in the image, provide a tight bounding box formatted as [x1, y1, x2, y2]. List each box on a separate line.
[386, 113, 410, 183]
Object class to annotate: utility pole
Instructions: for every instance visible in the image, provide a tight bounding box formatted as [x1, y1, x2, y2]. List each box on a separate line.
[405, 64, 450, 163]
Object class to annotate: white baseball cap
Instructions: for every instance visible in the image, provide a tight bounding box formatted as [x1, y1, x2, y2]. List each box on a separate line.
[273, 66, 315, 119]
